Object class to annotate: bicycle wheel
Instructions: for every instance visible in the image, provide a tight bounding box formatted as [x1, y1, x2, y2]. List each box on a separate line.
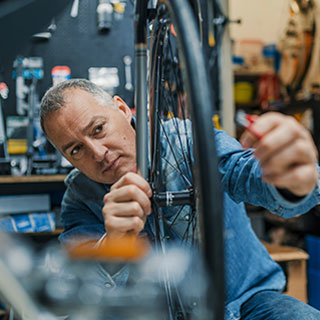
[148, 0, 224, 319]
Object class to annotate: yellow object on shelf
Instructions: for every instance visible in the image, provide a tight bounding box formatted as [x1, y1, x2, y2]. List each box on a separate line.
[114, 2, 125, 14]
[212, 114, 222, 130]
[7, 139, 27, 154]
[234, 82, 254, 104]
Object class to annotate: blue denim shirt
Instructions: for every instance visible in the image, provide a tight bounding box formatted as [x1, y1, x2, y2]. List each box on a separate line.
[59, 119, 320, 320]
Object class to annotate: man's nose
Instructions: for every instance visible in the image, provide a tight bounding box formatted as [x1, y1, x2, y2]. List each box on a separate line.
[87, 140, 108, 162]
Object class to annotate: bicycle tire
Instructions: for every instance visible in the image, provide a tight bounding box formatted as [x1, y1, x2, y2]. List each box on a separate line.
[148, 0, 224, 319]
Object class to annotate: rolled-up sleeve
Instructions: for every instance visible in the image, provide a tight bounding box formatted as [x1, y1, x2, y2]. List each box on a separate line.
[58, 184, 105, 245]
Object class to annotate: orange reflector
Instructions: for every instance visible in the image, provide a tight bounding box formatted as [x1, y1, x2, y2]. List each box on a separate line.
[170, 24, 177, 37]
[209, 34, 215, 47]
[67, 235, 150, 262]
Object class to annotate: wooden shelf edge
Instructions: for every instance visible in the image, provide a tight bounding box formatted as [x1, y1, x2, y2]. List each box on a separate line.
[0, 175, 67, 183]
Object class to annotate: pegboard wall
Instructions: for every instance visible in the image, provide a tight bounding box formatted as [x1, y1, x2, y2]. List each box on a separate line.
[0, 0, 135, 119]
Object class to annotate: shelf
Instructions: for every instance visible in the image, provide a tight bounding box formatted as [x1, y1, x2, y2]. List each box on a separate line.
[263, 242, 309, 262]
[0, 174, 67, 183]
[17, 228, 64, 246]
[234, 70, 276, 77]
[236, 102, 261, 109]
[23, 228, 64, 236]
[0, 174, 67, 195]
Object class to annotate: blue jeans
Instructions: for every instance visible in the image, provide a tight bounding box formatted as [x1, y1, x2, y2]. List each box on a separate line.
[240, 290, 320, 320]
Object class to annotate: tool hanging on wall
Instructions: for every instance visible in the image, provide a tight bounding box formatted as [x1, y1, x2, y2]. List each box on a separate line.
[0, 83, 17, 175]
[89, 67, 120, 94]
[0, 83, 9, 160]
[0, 82, 8, 100]
[13, 57, 44, 116]
[13, 58, 29, 116]
[12, 57, 44, 175]
[32, 18, 57, 41]
[51, 66, 71, 85]
[97, 0, 114, 32]
[113, 1, 126, 21]
[123, 55, 133, 91]
[70, 0, 80, 18]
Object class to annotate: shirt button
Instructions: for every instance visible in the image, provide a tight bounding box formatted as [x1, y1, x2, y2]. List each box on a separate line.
[185, 214, 190, 221]
[104, 282, 113, 288]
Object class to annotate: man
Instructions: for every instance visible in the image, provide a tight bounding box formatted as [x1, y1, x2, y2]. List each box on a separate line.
[40, 79, 320, 319]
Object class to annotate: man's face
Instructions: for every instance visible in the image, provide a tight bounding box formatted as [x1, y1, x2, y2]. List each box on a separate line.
[44, 88, 136, 184]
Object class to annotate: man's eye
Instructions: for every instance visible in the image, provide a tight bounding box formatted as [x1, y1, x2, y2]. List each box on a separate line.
[70, 145, 81, 156]
[94, 125, 103, 135]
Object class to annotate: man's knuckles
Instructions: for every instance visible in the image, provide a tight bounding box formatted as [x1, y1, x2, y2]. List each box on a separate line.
[104, 216, 117, 231]
[255, 137, 274, 156]
[103, 192, 112, 203]
[131, 216, 144, 232]
[126, 185, 140, 197]
[110, 172, 135, 190]
[131, 201, 143, 216]
[286, 117, 301, 137]
[284, 166, 317, 195]
[120, 172, 136, 184]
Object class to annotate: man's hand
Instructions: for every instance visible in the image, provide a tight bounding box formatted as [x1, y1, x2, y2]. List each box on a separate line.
[240, 112, 319, 196]
[103, 172, 152, 240]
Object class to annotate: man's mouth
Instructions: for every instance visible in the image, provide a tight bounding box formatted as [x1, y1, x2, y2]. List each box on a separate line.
[103, 156, 120, 173]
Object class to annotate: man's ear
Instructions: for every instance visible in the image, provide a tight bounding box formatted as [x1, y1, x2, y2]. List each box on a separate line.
[113, 96, 132, 122]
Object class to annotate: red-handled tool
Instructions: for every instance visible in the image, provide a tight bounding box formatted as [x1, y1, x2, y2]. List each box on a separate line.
[236, 110, 263, 140]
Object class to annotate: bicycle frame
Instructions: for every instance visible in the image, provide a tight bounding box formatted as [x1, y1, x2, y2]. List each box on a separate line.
[134, 0, 149, 180]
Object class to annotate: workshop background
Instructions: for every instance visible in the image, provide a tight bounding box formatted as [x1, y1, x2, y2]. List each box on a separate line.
[0, 0, 320, 318]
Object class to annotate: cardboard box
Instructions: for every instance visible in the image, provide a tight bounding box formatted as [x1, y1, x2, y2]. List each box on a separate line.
[0, 212, 55, 233]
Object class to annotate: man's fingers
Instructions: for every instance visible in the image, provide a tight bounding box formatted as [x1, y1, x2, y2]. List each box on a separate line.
[259, 138, 316, 176]
[104, 185, 152, 215]
[238, 112, 319, 196]
[240, 130, 260, 149]
[105, 215, 146, 235]
[262, 164, 318, 196]
[104, 201, 146, 218]
[240, 112, 282, 148]
[240, 113, 304, 155]
[103, 172, 153, 239]
[111, 172, 152, 197]
[254, 121, 304, 161]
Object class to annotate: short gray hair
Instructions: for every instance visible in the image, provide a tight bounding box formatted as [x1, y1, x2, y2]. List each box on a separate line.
[40, 79, 115, 135]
